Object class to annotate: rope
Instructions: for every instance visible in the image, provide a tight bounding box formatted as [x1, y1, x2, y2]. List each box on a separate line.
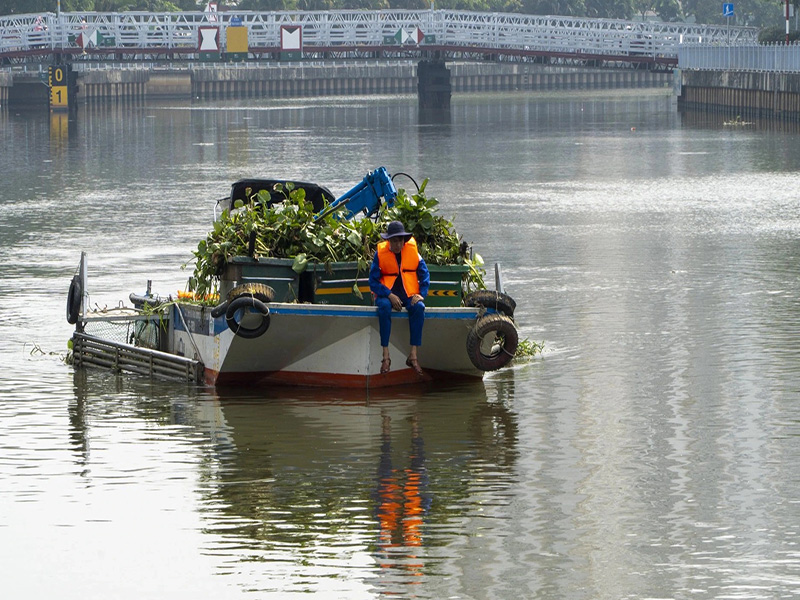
[173, 300, 203, 362]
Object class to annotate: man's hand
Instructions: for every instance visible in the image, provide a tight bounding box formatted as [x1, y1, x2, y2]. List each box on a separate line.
[388, 293, 403, 311]
[410, 294, 423, 306]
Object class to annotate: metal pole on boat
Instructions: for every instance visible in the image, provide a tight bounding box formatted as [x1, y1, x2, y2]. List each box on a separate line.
[79, 251, 88, 324]
[494, 263, 505, 294]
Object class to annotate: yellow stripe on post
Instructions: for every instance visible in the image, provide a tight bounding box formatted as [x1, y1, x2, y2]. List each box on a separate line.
[315, 286, 370, 295]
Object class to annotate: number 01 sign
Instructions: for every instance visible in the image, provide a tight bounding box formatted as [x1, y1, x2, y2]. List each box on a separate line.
[48, 65, 69, 110]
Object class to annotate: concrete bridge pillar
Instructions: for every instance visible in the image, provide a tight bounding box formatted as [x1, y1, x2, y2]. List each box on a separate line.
[417, 60, 451, 111]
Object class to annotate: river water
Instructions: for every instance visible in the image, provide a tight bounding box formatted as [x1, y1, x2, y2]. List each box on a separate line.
[2, 89, 800, 599]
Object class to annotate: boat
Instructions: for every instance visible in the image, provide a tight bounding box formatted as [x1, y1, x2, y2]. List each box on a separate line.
[67, 168, 520, 388]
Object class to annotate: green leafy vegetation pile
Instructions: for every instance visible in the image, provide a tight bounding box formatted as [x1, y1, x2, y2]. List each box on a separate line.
[514, 337, 544, 359]
[186, 180, 485, 298]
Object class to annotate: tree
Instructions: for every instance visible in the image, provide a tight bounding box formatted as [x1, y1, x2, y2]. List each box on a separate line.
[340, 0, 391, 8]
[683, 0, 778, 26]
[238, 0, 299, 8]
[0, 0, 790, 28]
[0, 0, 201, 12]
[521, 0, 586, 17]
[389, 0, 429, 8]
[0, 0, 51, 14]
[653, 0, 680, 21]
[584, 0, 632, 19]
[435, 0, 493, 9]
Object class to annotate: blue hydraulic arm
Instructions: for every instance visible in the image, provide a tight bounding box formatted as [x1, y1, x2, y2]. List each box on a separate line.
[314, 167, 397, 221]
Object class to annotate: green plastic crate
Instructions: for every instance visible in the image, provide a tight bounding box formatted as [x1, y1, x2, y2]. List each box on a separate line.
[222, 258, 469, 307]
[311, 261, 372, 306]
[224, 256, 300, 303]
[311, 262, 469, 307]
[425, 264, 470, 307]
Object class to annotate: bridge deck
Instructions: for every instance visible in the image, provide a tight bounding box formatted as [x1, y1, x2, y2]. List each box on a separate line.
[1, 10, 757, 68]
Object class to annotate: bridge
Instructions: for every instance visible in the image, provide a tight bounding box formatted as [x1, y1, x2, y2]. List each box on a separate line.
[2, 9, 757, 70]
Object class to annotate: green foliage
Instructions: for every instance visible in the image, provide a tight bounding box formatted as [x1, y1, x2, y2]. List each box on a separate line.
[759, 25, 800, 43]
[632, 0, 680, 21]
[0, 0, 788, 26]
[514, 337, 544, 358]
[185, 180, 484, 299]
[0, 0, 200, 13]
[381, 180, 465, 265]
[682, 0, 783, 27]
[237, 0, 300, 8]
[522, 0, 586, 17]
[584, 0, 632, 19]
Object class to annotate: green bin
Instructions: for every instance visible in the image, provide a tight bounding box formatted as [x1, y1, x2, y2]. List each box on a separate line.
[425, 264, 470, 307]
[310, 261, 372, 306]
[223, 256, 300, 302]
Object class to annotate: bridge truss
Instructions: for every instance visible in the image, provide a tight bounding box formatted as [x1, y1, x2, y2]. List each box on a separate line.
[0, 10, 758, 70]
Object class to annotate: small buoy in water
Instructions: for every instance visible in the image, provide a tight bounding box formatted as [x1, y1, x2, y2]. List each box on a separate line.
[631, 127, 636, 131]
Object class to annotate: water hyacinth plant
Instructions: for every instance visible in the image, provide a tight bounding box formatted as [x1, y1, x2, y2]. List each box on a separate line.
[185, 180, 486, 300]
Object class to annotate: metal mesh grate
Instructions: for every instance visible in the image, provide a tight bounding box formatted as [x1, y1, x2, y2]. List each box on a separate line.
[82, 317, 163, 350]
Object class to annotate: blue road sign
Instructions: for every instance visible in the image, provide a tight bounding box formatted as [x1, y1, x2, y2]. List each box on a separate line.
[723, 3, 734, 17]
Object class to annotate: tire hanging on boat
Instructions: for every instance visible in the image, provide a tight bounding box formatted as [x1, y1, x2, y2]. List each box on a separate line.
[211, 282, 276, 320]
[465, 313, 519, 371]
[210, 300, 229, 318]
[225, 295, 271, 339]
[66, 274, 82, 325]
[463, 290, 516, 318]
[227, 282, 276, 303]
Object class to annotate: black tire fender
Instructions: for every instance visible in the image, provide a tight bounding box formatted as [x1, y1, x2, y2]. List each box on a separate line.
[466, 313, 519, 371]
[210, 300, 229, 319]
[66, 274, 82, 325]
[225, 295, 271, 339]
[464, 290, 516, 317]
[227, 282, 275, 303]
[213, 282, 275, 319]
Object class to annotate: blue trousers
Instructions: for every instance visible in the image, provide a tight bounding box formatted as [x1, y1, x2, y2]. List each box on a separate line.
[375, 296, 425, 347]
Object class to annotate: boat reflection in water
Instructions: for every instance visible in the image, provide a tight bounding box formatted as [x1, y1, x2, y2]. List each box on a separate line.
[69, 371, 519, 593]
[207, 381, 519, 591]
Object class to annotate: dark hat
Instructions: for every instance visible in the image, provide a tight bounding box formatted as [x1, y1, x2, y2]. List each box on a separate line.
[380, 220, 412, 240]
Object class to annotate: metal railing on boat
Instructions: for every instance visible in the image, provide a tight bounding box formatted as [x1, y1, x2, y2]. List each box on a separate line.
[72, 332, 203, 383]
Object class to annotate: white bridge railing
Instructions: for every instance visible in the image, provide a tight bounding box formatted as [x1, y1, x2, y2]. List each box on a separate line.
[0, 10, 758, 62]
[679, 44, 800, 73]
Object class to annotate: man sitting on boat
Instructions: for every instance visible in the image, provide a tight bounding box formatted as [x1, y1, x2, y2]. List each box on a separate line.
[369, 221, 430, 376]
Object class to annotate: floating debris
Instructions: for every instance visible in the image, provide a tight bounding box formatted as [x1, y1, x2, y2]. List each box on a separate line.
[723, 115, 753, 126]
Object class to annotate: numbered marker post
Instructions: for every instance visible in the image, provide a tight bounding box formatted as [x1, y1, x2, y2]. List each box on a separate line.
[48, 65, 70, 111]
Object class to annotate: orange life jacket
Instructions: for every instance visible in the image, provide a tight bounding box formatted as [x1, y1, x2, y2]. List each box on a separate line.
[377, 237, 421, 296]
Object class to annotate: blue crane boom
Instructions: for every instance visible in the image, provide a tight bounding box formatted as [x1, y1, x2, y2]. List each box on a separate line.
[315, 167, 397, 221]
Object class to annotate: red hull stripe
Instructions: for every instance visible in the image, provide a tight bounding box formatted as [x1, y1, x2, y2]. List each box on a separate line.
[206, 367, 480, 388]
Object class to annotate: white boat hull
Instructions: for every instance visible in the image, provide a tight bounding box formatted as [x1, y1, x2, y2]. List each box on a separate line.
[170, 302, 485, 388]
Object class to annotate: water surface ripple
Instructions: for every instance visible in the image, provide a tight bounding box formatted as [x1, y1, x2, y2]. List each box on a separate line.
[2, 91, 800, 599]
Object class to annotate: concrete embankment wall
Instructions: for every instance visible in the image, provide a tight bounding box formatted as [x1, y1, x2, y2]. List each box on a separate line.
[5, 61, 672, 107]
[0, 71, 11, 106]
[80, 68, 150, 103]
[190, 63, 417, 99]
[450, 63, 669, 92]
[187, 63, 670, 100]
[679, 70, 800, 120]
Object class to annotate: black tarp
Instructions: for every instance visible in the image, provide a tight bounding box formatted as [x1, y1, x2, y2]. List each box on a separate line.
[226, 179, 335, 214]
